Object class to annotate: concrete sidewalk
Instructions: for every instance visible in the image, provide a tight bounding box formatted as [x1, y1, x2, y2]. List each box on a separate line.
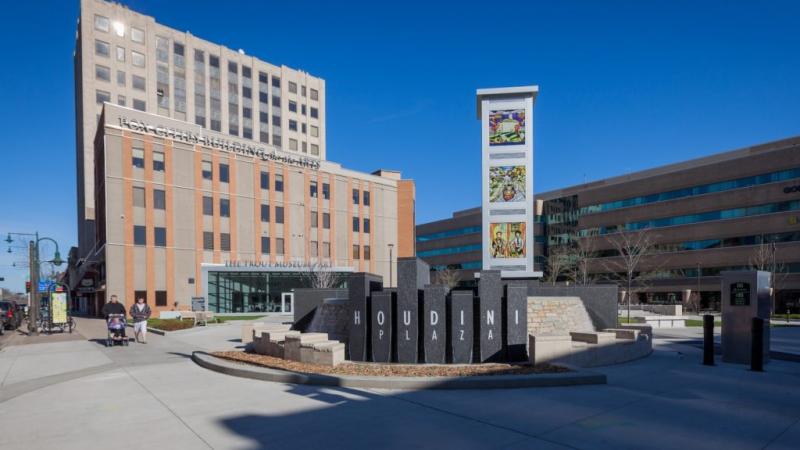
[1, 319, 799, 449]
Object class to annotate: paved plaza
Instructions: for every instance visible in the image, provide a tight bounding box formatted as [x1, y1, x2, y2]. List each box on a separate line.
[0, 318, 799, 450]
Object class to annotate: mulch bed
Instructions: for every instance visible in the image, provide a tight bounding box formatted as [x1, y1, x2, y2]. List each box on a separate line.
[211, 351, 570, 377]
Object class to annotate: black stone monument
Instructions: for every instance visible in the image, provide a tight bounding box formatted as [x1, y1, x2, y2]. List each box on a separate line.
[422, 284, 446, 364]
[478, 270, 503, 362]
[395, 257, 430, 363]
[505, 283, 528, 361]
[371, 291, 393, 363]
[448, 290, 474, 364]
[348, 272, 383, 362]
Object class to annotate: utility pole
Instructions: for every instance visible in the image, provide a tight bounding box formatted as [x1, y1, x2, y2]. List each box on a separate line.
[388, 243, 394, 287]
[29, 240, 39, 336]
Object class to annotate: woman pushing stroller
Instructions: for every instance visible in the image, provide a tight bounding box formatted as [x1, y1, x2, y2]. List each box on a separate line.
[102, 294, 128, 346]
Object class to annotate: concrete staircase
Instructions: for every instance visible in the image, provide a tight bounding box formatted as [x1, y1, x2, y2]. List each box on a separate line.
[248, 324, 346, 366]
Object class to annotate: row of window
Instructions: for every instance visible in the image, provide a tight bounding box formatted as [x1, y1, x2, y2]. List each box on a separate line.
[132, 148, 165, 170]
[96, 89, 145, 111]
[592, 230, 800, 258]
[94, 14, 145, 43]
[132, 290, 168, 307]
[583, 200, 800, 235]
[417, 226, 481, 242]
[583, 167, 800, 214]
[417, 243, 482, 258]
[430, 261, 482, 271]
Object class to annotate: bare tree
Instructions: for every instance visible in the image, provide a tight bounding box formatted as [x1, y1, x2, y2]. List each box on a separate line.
[544, 245, 571, 285]
[433, 266, 461, 292]
[565, 235, 597, 285]
[302, 262, 344, 289]
[601, 227, 658, 323]
[749, 241, 786, 311]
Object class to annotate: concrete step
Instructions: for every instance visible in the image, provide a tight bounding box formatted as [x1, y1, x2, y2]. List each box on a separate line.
[603, 328, 641, 340]
[570, 331, 617, 344]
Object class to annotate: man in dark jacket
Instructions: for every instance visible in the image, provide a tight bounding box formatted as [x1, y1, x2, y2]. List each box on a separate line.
[101, 295, 127, 338]
[129, 296, 152, 344]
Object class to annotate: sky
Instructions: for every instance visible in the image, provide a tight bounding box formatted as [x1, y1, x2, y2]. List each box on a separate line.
[1, 0, 799, 292]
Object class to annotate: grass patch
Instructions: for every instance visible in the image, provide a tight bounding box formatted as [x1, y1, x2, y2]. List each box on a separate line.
[686, 319, 721, 327]
[617, 317, 638, 324]
[213, 315, 268, 323]
[772, 314, 800, 320]
[146, 318, 195, 331]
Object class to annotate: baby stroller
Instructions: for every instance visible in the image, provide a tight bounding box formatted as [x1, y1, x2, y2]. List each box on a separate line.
[106, 313, 129, 347]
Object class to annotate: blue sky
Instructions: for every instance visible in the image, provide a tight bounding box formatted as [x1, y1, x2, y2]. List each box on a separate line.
[1, 0, 799, 291]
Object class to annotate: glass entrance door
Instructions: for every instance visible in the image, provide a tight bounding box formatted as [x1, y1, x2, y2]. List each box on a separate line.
[281, 292, 294, 314]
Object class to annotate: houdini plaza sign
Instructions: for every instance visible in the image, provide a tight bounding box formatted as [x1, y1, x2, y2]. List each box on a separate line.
[118, 117, 321, 170]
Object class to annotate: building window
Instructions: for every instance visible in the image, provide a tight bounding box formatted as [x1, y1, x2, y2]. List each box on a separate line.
[133, 99, 146, 111]
[154, 227, 166, 247]
[94, 15, 110, 32]
[310, 89, 319, 101]
[133, 186, 145, 207]
[276, 238, 285, 255]
[364, 218, 370, 233]
[135, 291, 148, 305]
[310, 240, 318, 257]
[364, 191, 370, 206]
[132, 147, 144, 168]
[203, 196, 213, 215]
[132, 75, 146, 91]
[311, 211, 318, 228]
[116, 46, 125, 62]
[132, 51, 145, 67]
[289, 139, 298, 151]
[219, 163, 230, 183]
[310, 125, 319, 137]
[261, 236, 270, 254]
[153, 189, 166, 210]
[289, 101, 297, 112]
[302, 142, 307, 153]
[301, 86, 307, 97]
[322, 183, 330, 200]
[131, 27, 145, 44]
[310, 144, 319, 156]
[353, 189, 360, 205]
[220, 233, 231, 252]
[117, 70, 126, 86]
[220, 198, 230, 217]
[96, 90, 110, 105]
[364, 245, 371, 260]
[323, 212, 330, 229]
[259, 111, 269, 124]
[288, 81, 297, 93]
[117, 95, 126, 106]
[301, 123, 307, 135]
[95, 40, 110, 58]
[352, 217, 360, 232]
[155, 291, 167, 307]
[275, 174, 284, 192]
[273, 134, 281, 147]
[353, 245, 360, 259]
[202, 161, 212, 180]
[310, 181, 318, 198]
[275, 206, 284, 224]
[260, 171, 269, 189]
[301, 105, 307, 116]
[261, 204, 270, 222]
[203, 231, 214, 250]
[272, 76, 280, 88]
[153, 151, 165, 171]
[310, 107, 318, 119]
[133, 225, 146, 246]
[288, 119, 298, 131]
[322, 242, 330, 258]
[95, 65, 110, 82]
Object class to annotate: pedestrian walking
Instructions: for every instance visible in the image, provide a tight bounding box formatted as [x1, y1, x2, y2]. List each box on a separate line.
[129, 296, 151, 344]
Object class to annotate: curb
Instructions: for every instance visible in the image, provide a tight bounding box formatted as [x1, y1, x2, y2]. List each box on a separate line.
[191, 352, 607, 389]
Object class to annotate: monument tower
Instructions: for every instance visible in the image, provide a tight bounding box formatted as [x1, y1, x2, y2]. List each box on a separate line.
[477, 86, 541, 278]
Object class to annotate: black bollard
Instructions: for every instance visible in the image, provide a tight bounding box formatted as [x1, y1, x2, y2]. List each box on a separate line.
[751, 317, 764, 372]
[703, 314, 715, 366]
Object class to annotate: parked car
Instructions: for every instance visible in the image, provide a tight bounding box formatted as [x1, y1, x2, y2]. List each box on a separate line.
[0, 301, 23, 330]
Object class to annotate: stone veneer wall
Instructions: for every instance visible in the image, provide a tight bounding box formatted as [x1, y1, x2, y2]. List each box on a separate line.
[527, 296, 596, 336]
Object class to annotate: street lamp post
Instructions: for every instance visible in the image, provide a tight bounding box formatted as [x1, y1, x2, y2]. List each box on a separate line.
[5, 232, 63, 336]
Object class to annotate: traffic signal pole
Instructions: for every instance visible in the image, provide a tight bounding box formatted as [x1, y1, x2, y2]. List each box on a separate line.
[28, 240, 39, 336]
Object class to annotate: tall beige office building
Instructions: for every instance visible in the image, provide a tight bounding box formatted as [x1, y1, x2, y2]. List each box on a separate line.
[70, 0, 415, 314]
